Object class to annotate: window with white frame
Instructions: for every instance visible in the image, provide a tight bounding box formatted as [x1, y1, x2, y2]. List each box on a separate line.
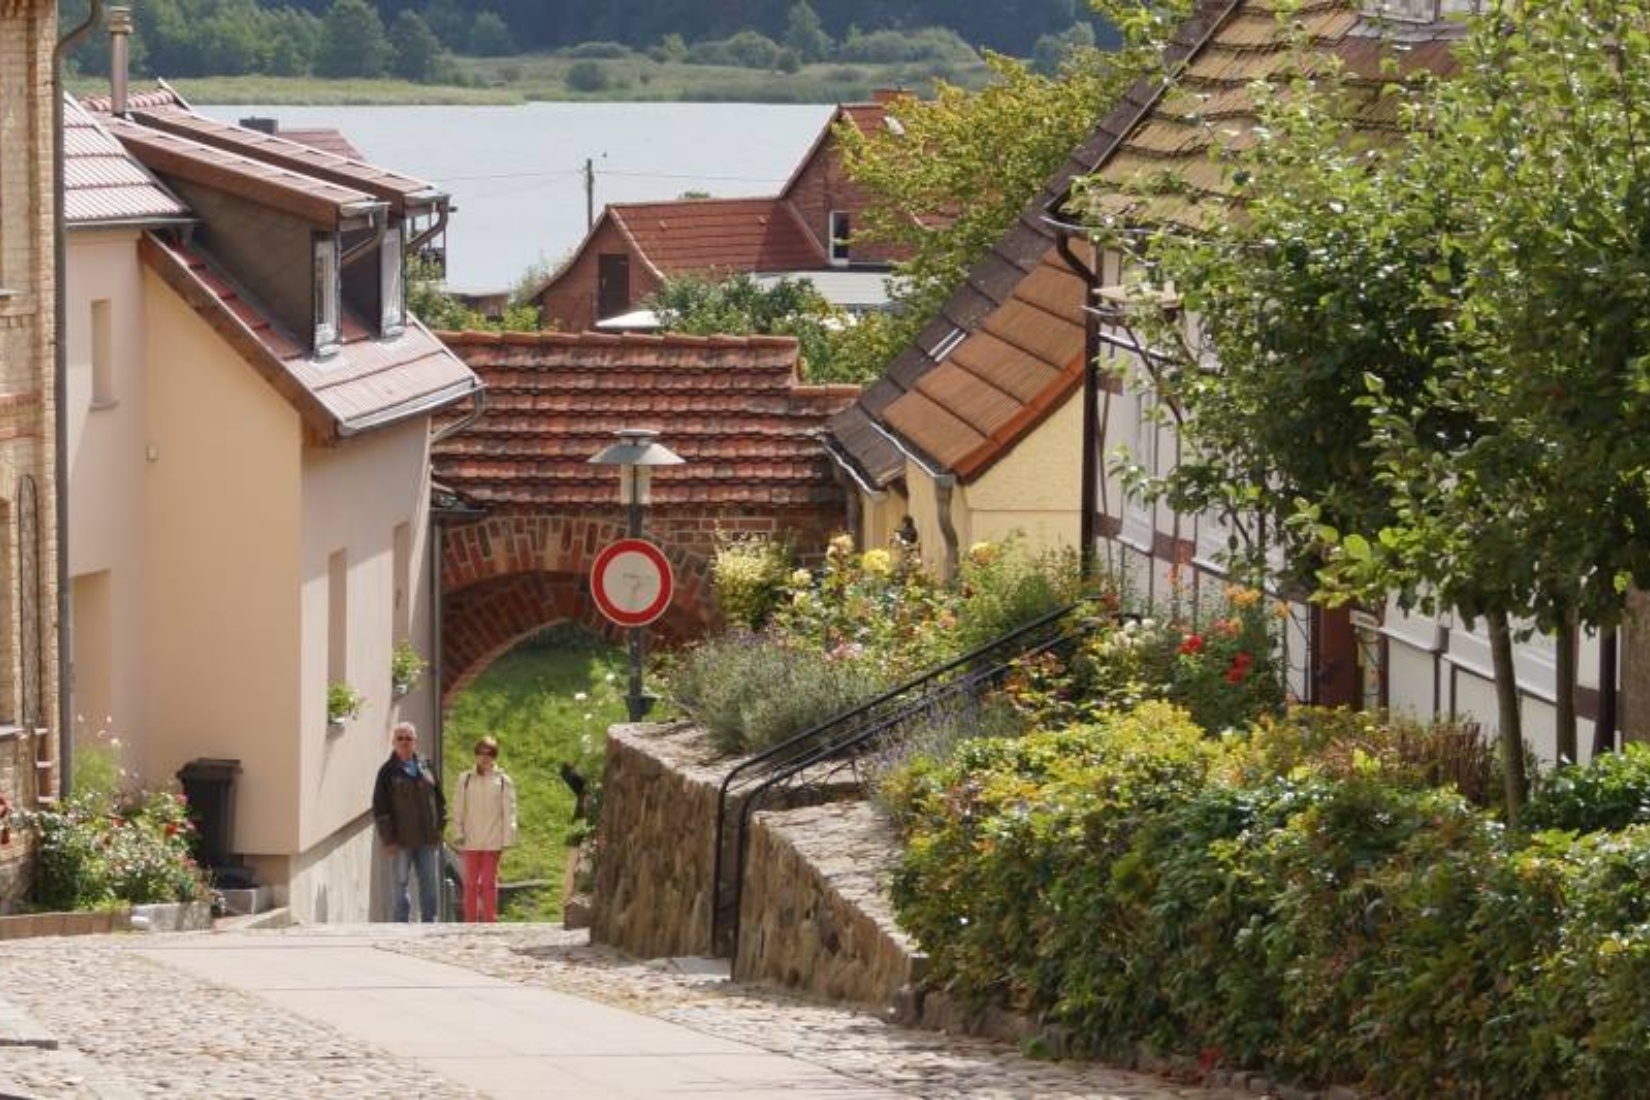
[828, 210, 851, 265]
[380, 224, 405, 337]
[313, 234, 340, 356]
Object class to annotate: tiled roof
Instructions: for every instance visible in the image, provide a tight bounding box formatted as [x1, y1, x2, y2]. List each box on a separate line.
[1080, 0, 1461, 232]
[275, 128, 365, 161]
[140, 234, 480, 441]
[103, 113, 382, 227]
[830, 0, 1462, 488]
[609, 197, 826, 280]
[128, 106, 444, 215]
[432, 331, 858, 508]
[63, 97, 190, 226]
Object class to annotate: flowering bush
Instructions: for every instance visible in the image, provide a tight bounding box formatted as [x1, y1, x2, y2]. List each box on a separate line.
[709, 530, 793, 630]
[20, 788, 208, 911]
[1069, 585, 1284, 734]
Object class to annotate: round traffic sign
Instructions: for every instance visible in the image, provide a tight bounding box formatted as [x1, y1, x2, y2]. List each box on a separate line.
[590, 538, 674, 627]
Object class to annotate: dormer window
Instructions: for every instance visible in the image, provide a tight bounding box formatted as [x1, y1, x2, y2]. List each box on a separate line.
[380, 224, 405, 337]
[313, 234, 341, 356]
[829, 210, 851, 266]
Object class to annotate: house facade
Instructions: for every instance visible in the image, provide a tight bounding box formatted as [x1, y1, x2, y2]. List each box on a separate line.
[0, 0, 61, 913]
[67, 49, 480, 920]
[532, 95, 911, 332]
[829, 0, 1615, 765]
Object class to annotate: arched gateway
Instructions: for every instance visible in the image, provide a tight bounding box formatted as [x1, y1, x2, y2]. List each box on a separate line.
[432, 331, 860, 701]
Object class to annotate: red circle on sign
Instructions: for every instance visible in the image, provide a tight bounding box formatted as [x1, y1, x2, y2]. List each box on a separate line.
[591, 539, 675, 627]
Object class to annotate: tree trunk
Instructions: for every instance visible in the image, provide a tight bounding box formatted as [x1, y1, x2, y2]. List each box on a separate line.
[1555, 611, 1578, 764]
[1487, 608, 1528, 827]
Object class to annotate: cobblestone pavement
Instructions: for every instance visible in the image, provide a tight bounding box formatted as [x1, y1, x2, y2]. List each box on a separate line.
[0, 924, 1257, 1099]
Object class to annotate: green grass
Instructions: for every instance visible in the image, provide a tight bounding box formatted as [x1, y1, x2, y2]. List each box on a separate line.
[442, 624, 626, 922]
[71, 55, 993, 107]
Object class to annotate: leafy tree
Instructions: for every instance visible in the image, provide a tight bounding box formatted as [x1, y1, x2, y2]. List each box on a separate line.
[649, 274, 849, 382]
[783, 1, 833, 63]
[1091, 0, 1650, 821]
[1031, 21, 1095, 77]
[418, 0, 468, 49]
[832, 1, 1189, 382]
[564, 60, 609, 93]
[467, 9, 515, 56]
[315, 0, 391, 77]
[389, 9, 442, 81]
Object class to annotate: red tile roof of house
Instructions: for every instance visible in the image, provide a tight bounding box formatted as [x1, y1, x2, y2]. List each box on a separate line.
[830, 0, 1463, 488]
[63, 97, 190, 226]
[432, 331, 858, 508]
[140, 234, 480, 442]
[608, 197, 827, 280]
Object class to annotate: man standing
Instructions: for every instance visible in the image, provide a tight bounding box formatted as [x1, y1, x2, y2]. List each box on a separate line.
[372, 722, 446, 922]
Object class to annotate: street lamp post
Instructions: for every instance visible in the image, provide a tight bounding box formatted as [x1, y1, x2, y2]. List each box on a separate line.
[587, 429, 684, 721]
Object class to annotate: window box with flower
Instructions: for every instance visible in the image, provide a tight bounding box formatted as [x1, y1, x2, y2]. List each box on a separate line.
[390, 640, 428, 697]
[327, 681, 364, 731]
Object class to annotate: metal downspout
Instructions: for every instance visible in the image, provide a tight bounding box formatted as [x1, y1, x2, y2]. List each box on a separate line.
[1054, 233, 1101, 579]
[933, 474, 959, 581]
[54, 0, 107, 797]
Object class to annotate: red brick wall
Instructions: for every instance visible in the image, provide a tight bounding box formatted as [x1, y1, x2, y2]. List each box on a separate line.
[438, 503, 847, 703]
[535, 221, 663, 333]
[786, 139, 905, 267]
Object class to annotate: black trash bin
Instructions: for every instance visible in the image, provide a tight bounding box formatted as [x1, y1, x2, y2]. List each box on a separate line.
[175, 758, 241, 877]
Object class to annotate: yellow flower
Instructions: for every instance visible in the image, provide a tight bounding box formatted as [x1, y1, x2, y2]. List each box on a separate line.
[1224, 584, 1261, 609]
[1272, 600, 1292, 620]
[967, 541, 998, 566]
[789, 568, 813, 588]
[828, 533, 856, 558]
[861, 548, 893, 576]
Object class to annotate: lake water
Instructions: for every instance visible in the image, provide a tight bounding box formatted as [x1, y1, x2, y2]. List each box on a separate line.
[200, 102, 837, 294]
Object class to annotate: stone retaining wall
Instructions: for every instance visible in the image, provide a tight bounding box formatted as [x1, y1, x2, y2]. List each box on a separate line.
[593, 721, 923, 1014]
[737, 801, 921, 1010]
[590, 722, 724, 958]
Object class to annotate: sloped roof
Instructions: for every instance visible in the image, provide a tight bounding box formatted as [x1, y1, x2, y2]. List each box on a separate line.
[609, 197, 827, 281]
[127, 105, 445, 215]
[102, 113, 382, 227]
[432, 331, 858, 508]
[829, 0, 1463, 488]
[63, 96, 190, 226]
[140, 234, 479, 441]
[777, 97, 901, 203]
[275, 128, 365, 161]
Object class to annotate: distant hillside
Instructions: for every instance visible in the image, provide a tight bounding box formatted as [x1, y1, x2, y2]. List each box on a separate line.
[59, 0, 1116, 85]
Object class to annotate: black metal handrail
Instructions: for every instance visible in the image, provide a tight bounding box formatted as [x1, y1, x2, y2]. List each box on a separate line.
[708, 599, 1102, 957]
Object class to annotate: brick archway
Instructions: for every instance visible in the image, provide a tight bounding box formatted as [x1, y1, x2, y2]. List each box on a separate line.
[439, 514, 712, 703]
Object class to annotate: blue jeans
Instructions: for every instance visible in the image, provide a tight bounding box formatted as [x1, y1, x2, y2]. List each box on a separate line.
[390, 844, 440, 922]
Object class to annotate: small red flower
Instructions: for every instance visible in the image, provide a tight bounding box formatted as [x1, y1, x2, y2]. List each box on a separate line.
[1225, 665, 1247, 684]
[1178, 634, 1205, 656]
[164, 823, 179, 838]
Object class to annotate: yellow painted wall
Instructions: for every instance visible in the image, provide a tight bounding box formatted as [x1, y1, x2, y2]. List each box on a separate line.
[959, 391, 1083, 554]
[66, 229, 148, 749]
[141, 267, 303, 854]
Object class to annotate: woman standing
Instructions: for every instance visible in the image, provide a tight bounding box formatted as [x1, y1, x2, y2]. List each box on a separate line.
[452, 735, 518, 922]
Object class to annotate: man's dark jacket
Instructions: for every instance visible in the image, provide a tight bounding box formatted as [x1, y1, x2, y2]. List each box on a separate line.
[372, 754, 446, 847]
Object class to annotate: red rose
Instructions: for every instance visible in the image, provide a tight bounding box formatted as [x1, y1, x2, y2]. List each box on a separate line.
[1178, 634, 1205, 655]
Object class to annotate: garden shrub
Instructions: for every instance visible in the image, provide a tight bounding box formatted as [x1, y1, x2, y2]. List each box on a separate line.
[665, 632, 884, 756]
[710, 531, 791, 630]
[1069, 588, 1284, 733]
[22, 789, 207, 911]
[564, 60, 609, 93]
[1230, 706, 1502, 809]
[1525, 741, 1650, 832]
[950, 540, 1087, 653]
[891, 703, 1221, 1013]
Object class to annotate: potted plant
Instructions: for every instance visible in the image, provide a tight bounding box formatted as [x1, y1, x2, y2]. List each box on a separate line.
[390, 640, 428, 697]
[327, 681, 364, 731]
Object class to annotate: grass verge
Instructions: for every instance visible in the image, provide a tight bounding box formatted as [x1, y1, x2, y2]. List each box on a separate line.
[441, 624, 626, 922]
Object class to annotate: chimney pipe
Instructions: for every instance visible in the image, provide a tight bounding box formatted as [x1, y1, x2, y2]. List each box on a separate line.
[108, 6, 132, 116]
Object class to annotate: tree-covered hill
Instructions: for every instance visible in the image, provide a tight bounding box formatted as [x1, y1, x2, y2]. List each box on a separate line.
[59, 0, 1115, 83]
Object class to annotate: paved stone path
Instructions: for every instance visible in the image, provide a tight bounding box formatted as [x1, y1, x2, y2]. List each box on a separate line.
[0, 924, 1257, 1099]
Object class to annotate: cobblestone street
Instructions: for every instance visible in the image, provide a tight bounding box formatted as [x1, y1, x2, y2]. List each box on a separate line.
[0, 924, 1255, 1099]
